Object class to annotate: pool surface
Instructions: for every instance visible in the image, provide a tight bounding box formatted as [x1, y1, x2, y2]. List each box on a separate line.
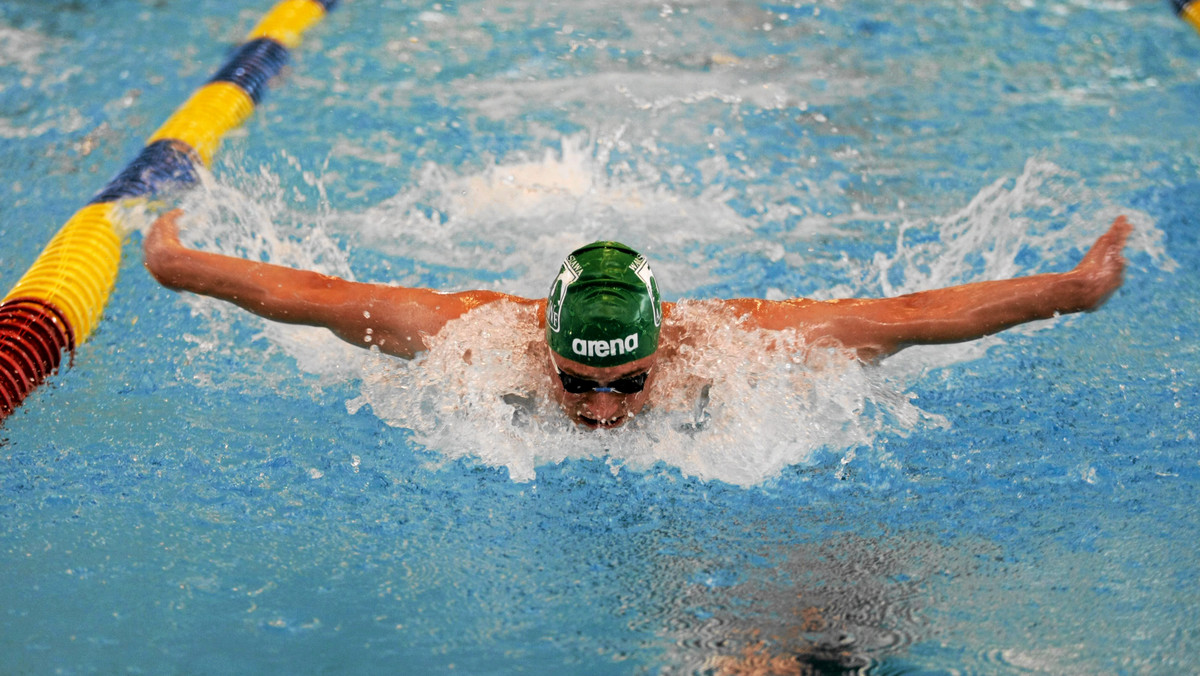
[3, 1, 1199, 673]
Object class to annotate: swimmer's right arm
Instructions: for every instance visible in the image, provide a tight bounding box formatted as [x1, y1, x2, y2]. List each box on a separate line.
[144, 209, 533, 359]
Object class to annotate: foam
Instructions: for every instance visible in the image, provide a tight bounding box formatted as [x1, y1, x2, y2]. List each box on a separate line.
[346, 299, 939, 486]
[341, 136, 778, 298]
[157, 148, 1164, 486]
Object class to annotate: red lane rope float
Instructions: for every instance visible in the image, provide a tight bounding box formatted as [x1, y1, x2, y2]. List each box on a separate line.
[0, 0, 338, 424]
[0, 299, 74, 419]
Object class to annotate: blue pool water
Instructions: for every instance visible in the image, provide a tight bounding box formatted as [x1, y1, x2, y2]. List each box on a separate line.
[3, 1, 1199, 673]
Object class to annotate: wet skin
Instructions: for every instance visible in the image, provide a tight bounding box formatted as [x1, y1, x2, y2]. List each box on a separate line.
[145, 209, 1133, 431]
[546, 351, 658, 429]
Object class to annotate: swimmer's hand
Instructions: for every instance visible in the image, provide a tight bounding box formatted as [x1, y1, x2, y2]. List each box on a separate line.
[733, 215, 1134, 362]
[143, 208, 189, 290]
[1065, 215, 1132, 312]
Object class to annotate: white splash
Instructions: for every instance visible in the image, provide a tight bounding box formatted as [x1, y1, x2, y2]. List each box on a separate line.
[346, 300, 936, 486]
[339, 136, 777, 297]
[148, 149, 1164, 486]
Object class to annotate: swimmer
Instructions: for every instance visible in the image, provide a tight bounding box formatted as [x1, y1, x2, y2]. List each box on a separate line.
[144, 209, 1132, 429]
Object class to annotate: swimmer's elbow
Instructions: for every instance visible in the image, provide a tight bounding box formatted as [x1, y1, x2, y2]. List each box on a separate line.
[853, 340, 903, 365]
[332, 325, 428, 360]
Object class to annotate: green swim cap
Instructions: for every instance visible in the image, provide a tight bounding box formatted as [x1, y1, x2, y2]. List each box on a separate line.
[546, 241, 662, 368]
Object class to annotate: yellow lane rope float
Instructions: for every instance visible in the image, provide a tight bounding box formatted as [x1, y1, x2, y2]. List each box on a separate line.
[0, 0, 338, 423]
[1176, 0, 1200, 34]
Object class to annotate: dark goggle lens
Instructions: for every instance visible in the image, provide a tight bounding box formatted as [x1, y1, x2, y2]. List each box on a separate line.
[557, 369, 649, 395]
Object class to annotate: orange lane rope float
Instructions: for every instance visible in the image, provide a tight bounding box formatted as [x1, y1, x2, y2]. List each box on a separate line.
[0, 0, 338, 423]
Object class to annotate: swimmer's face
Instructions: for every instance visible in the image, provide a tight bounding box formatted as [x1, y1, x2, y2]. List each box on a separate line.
[547, 350, 657, 430]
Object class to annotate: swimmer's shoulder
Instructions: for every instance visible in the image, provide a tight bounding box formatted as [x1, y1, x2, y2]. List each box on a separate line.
[657, 299, 740, 351]
[447, 289, 543, 311]
[439, 289, 546, 327]
[657, 297, 829, 348]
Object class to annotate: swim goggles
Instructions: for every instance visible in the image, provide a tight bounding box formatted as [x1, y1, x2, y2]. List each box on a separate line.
[551, 357, 651, 395]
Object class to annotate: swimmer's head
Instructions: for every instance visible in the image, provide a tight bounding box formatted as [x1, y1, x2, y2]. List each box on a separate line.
[545, 241, 662, 368]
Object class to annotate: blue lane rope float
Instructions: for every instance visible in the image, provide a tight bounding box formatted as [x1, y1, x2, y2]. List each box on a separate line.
[1173, 0, 1200, 34]
[0, 0, 339, 424]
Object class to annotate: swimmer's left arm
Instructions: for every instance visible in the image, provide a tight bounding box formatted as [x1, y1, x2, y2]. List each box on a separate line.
[734, 216, 1132, 362]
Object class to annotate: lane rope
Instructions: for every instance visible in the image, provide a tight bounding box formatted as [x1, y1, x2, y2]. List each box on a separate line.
[0, 0, 339, 423]
[1174, 0, 1200, 34]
